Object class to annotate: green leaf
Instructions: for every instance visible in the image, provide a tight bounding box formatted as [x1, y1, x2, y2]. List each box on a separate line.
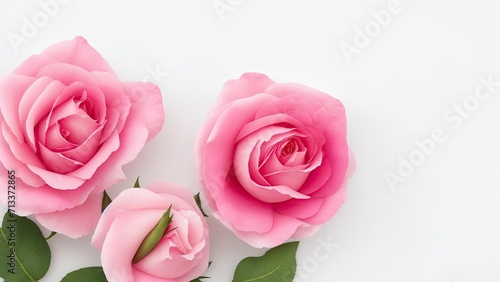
[193, 193, 208, 217]
[102, 190, 112, 212]
[232, 241, 299, 282]
[134, 176, 141, 188]
[0, 212, 51, 282]
[132, 205, 175, 264]
[60, 266, 107, 282]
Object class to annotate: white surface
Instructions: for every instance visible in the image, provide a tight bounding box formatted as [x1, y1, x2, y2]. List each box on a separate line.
[0, 0, 499, 281]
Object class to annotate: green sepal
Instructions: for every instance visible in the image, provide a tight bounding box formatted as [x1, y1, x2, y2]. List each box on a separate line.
[132, 205, 175, 264]
[101, 190, 112, 212]
[193, 193, 208, 217]
[134, 176, 141, 188]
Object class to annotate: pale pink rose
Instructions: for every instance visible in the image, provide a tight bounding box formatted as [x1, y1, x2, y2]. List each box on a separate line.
[0, 37, 164, 238]
[92, 183, 210, 282]
[195, 73, 354, 248]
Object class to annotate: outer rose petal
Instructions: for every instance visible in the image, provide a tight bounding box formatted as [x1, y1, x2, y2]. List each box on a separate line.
[0, 132, 45, 188]
[264, 82, 341, 109]
[0, 74, 38, 142]
[215, 72, 275, 110]
[35, 193, 104, 238]
[133, 269, 175, 282]
[100, 210, 164, 282]
[13, 54, 58, 76]
[39, 36, 115, 73]
[121, 82, 165, 141]
[213, 211, 306, 248]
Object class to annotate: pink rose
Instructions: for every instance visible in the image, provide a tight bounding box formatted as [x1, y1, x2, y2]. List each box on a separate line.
[196, 73, 353, 248]
[92, 183, 210, 282]
[0, 37, 164, 238]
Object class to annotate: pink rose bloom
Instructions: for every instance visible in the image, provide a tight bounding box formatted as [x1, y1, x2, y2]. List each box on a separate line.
[92, 183, 210, 282]
[0, 37, 164, 238]
[196, 73, 353, 248]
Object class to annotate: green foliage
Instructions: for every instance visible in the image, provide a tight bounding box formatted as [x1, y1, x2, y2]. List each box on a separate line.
[232, 242, 299, 282]
[0, 212, 51, 282]
[60, 266, 107, 282]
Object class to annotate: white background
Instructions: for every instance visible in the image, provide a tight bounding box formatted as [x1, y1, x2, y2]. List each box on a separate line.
[1, 0, 499, 281]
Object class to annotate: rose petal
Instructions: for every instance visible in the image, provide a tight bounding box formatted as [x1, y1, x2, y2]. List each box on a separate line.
[264, 169, 310, 191]
[195, 75, 274, 184]
[40, 36, 115, 73]
[264, 82, 341, 110]
[27, 164, 85, 190]
[58, 114, 99, 145]
[91, 72, 129, 133]
[98, 210, 164, 282]
[254, 96, 317, 126]
[11, 173, 103, 215]
[121, 81, 164, 141]
[0, 130, 45, 188]
[235, 113, 303, 142]
[135, 212, 207, 279]
[36, 62, 101, 88]
[34, 192, 103, 238]
[38, 142, 83, 174]
[2, 122, 45, 170]
[199, 94, 277, 203]
[133, 269, 175, 282]
[213, 211, 306, 248]
[92, 189, 167, 247]
[13, 54, 58, 76]
[61, 124, 104, 165]
[275, 197, 324, 219]
[78, 85, 107, 125]
[215, 72, 275, 111]
[66, 114, 145, 180]
[20, 77, 65, 150]
[147, 183, 206, 219]
[213, 176, 275, 233]
[0, 74, 38, 143]
[100, 108, 120, 142]
[234, 126, 310, 202]
[307, 109, 348, 198]
[291, 224, 322, 239]
[302, 183, 347, 225]
[44, 123, 76, 151]
[35, 81, 86, 146]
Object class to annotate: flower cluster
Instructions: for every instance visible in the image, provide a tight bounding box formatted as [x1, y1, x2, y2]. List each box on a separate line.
[0, 37, 353, 282]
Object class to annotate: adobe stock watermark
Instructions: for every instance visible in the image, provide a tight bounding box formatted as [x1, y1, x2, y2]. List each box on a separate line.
[385, 74, 500, 191]
[141, 64, 170, 84]
[293, 236, 340, 281]
[8, 0, 72, 53]
[126, 64, 169, 105]
[339, 0, 403, 64]
[213, 0, 243, 21]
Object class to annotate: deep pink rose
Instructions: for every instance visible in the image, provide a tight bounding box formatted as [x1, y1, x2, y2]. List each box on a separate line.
[0, 37, 164, 238]
[195, 73, 354, 248]
[92, 183, 210, 282]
